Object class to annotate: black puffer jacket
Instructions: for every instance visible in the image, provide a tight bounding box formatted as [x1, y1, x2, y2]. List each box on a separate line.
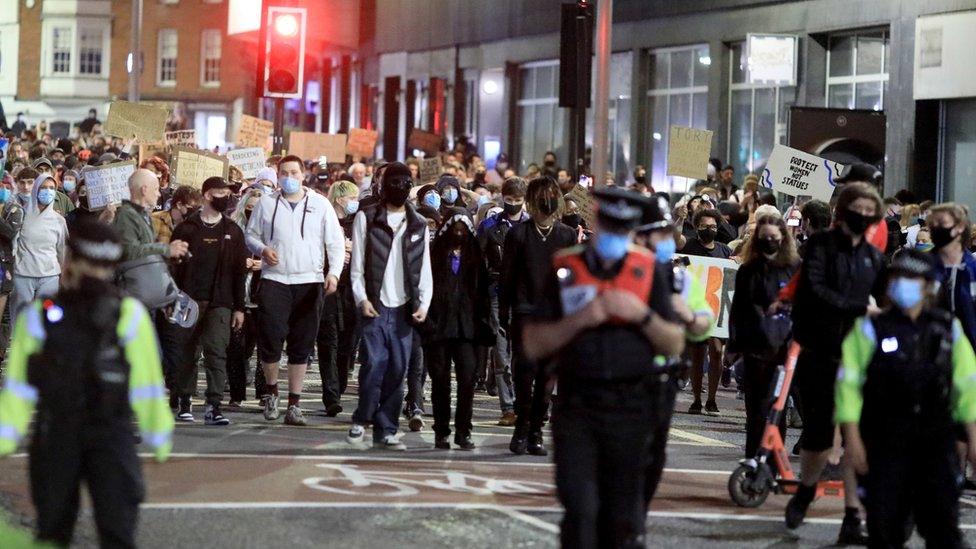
[426, 215, 493, 344]
[728, 258, 798, 356]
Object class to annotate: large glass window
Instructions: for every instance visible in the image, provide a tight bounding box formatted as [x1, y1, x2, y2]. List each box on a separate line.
[157, 29, 178, 86]
[826, 30, 889, 111]
[79, 27, 104, 75]
[941, 99, 976, 210]
[646, 45, 710, 192]
[727, 42, 796, 174]
[200, 30, 221, 86]
[516, 61, 566, 173]
[52, 27, 72, 74]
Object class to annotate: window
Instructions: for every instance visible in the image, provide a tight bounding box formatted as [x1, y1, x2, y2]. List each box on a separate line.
[52, 27, 72, 74]
[79, 27, 104, 75]
[157, 29, 178, 86]
[826, 30, 889, 111]
[200, 29, 221, 85]
[727, 42, 796, 174]
[646, 45, 710, 192]
[516, 61, 566, 173]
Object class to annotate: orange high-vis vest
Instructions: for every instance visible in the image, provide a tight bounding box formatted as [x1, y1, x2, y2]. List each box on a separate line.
[553, 245, 656, 323]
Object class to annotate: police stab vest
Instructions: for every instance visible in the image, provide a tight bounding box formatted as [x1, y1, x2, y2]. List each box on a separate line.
[554, 245, 655, 324]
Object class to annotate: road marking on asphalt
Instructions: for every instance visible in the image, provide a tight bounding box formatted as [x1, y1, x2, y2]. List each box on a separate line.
[668, 428, 735, 448]
[494, 507, 561, 534]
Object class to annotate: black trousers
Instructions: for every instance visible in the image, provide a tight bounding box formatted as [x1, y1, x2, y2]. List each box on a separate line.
[155, 310, 183, 396]
[742, 354, 786, 458]
[863, 435, 964, 549]
[317, 293, 342, 407]
[30, 425, 144, 548]
[553, 378, 657, 549]
[644, 374, 678, 507]
[226, 309, 258, 402]
[428, 338, 477, 439]
[512, 316, 549, 432]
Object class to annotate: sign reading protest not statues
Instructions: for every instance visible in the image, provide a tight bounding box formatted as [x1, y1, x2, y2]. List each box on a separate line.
[762, 144, 844, 203]
[84, 161, 136, 210]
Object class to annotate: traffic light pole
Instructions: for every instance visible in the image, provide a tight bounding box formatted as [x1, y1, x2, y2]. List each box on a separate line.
[273, 97, 284, 155]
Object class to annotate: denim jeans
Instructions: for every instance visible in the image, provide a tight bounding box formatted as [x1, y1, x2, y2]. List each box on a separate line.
[404, 330, 426, 416]
[352, 305, 414, 440]
[489, 289, 515, 413]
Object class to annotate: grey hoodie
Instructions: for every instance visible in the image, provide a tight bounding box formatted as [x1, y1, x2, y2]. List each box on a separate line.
[14, 174, 67, 277]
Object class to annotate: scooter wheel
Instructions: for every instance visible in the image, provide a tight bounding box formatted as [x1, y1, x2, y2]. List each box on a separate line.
[728, 464, 770, 508]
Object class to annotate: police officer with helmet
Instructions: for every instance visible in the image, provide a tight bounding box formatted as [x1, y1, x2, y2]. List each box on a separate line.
[522, 187, 685, 548]
[0, 220, 173, 547]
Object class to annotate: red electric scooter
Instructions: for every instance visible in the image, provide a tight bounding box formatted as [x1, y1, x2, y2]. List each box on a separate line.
[728, 341, 845, 507]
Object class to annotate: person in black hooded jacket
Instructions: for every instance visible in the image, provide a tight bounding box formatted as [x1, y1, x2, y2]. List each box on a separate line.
[426, 213, 493, 450]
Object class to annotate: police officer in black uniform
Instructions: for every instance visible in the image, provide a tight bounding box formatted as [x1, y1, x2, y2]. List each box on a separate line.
[523, 187, 685, 548]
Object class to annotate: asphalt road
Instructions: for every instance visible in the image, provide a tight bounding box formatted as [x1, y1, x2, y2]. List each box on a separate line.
[2, 365, 975, 548]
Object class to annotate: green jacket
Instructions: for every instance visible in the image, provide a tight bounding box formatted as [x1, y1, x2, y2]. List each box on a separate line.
[113, 200, 168, 262]
[53, 191, 75, 217]
[0, 297, 174, 461]
[835, 315, 976, 425]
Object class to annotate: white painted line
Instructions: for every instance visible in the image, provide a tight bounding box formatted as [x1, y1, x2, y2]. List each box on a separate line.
[494, 507, 561, 534]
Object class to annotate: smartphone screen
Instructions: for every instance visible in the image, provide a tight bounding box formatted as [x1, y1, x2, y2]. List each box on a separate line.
[787, 218, 801, 227]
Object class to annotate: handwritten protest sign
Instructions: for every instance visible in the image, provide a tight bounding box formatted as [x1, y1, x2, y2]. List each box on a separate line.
[678, 255, 738, 339]
[226, 148, 266, 180]
[408, 129, 443, 155]
[84, 161, 136, 210]
[170, 147, 228, 189]
[165, 130, 197, 148]
[288, 132, 347, 162]
[104, 101, 168, 143]
[346, 128, 378, 158]
[235, 115, 274, 150]
[419, 157, 443, 184]
[0, 138, 8, 180]
[566, 184, 596, 229]
[762, 144, 843, 203]
[667, 126, 713, 180]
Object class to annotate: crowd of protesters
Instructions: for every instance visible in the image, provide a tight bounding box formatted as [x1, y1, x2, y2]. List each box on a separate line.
[2, 111, 976, 547]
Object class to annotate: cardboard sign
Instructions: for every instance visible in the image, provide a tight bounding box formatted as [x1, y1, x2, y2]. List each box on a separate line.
[170, 147, 229, 189]
[346, 128, 378, 158]
[288, 132, 347, 162]
[419, 157, 443, 184]
[138, 142, 169, 165]
[408, 129, 443, 155]
[235, 115, 274, 150]
[762, 144, 843, 202]
[84, 160, 136, 210]
[678, 255, 738, 339]
[226, 148, 266, 180]
[104, 101, 168, 143]
[0, 138, 8, 180]
[165, 129, 197, 148]
[566, 184, 596, 229]
[667, 126, 714, 180]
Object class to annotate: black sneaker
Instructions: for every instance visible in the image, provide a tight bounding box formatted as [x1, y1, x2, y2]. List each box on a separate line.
[325, 403, 343, 417]
[434, 436, 451, 450]
[204, 404, 230, 426]
[721, 366, 732, 388]
[705, 400, 721, 416]
[688, 400, 703, 415]
[526, 431, 547, 456]
[785, 493, 812, 529]
[509, 427, 528, 455]
[176, 397, 194, 422]
[455, 435, 475, 451]
[836, 515, 869, 545]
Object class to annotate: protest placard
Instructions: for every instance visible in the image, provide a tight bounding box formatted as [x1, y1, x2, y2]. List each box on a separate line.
[419, 157, 443, 184]
[762, 144, 843, 202]
[0, 138, 8, 180]
[667, 126, 713, 180]
[566, 184, 596, 229]
[677, 255, 738, 339]
[226, 148, 267, 180]
[760, 144, 844, 202]
[104, 101, 168, 143]
[288, 132, 347, 162]
[170, 147, 229, 189]
[165, 129, 198, 148]
[408, 129, 443, 155]
[84, 161, 136, 210]
[235, 115, 274, 150]
[346, 128, 378, 158]
[138, 142, 169, 165]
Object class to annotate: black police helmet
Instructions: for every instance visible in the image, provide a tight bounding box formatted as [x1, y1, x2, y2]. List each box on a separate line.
[889, 248, 938, 281]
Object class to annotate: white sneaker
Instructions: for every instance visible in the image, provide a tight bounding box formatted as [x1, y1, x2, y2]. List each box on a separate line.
[264, 394, 280, 421]
[346, 425, 367, 446]
[378, 433, 406, 451]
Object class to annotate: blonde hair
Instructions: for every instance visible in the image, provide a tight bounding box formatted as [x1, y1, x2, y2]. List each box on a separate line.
[899, 203, 920, 228]
[327, 180, 360, 208]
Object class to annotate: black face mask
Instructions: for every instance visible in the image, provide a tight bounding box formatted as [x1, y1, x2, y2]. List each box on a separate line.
[184, 206, 201, 218]
[383, 183, 410, 207]
[635, 175, 647, 185]
[698, 227, 717, 244]
[210, 196, 230, 212]
[544, 160, 556, 167]
[244, 209, 253, 222]
[758, 238, 781, 256]
[562, 213, 582, 229]
[841, 209, 872, 235]
[931, 226, 957, 249]
[503, 202, 522, 217]
[539, 196, 560, 217]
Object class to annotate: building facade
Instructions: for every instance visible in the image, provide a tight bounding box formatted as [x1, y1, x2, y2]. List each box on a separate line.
[361, 0, 976, 203]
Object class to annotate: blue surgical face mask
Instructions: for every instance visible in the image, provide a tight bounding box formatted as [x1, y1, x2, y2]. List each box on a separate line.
[442, 187, 458, 205]
[62, 179, 76, 193]
[654, 236, 677, 264]
[423, 192, 441, 210]
[594, 232, 630, 262]
[477, 194, 491, 207]
[0, 188, 10, 203]
[344, 199, 359, 216]
[888, 277, 924, 310]
[279, 176, 301, 195]
[37, 188, 56, 206]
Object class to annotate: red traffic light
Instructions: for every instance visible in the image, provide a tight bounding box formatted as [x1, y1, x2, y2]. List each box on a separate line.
[274, 14, 298, 37]
[261, 6, 306, 98]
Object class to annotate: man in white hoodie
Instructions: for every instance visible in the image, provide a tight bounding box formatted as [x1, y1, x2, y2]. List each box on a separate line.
[10, 174, 67, 320]
[246, 155, 344, 426]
